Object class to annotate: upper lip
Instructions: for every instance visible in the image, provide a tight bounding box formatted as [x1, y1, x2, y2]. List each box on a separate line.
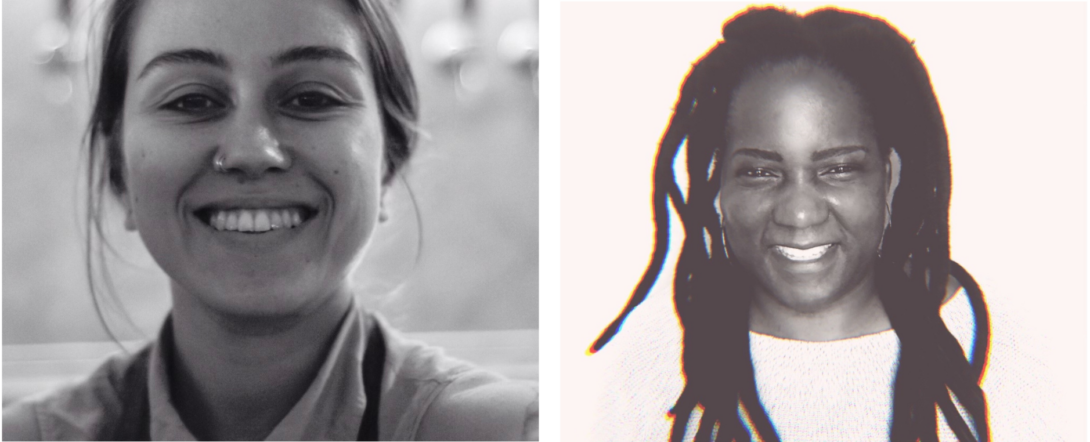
[771, 242, 835, 249]
[192, 197, 319, 212]
[191, 197, 320, 224]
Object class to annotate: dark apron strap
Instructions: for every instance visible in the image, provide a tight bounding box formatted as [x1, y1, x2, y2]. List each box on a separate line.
[112, 346, 153, 441]
[357, 319, 387, 441]
[114, 317, 387, 441]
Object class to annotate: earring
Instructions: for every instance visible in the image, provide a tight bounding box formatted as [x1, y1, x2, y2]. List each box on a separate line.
[213, 154, 227, 173]
[378, 199, 389, 223]
[878, 203, 891, 257]
[124, 209, 137, 231]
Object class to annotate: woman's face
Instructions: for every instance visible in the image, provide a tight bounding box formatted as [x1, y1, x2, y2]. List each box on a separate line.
[120, 0, 385, 317]
[719, 60, 893, 313]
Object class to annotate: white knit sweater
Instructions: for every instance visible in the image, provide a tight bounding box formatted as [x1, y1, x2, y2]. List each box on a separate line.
[595, 288, 994, 442]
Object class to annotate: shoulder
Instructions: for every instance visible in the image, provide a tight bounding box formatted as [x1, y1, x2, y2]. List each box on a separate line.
[3, 398, 42, 441]
[374, 317, 538, 440]
[2, 346, 150, 441]
[416, 372, 539, 441]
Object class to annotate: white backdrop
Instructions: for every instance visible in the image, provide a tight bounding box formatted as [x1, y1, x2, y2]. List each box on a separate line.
[559, 2, 1086, 440]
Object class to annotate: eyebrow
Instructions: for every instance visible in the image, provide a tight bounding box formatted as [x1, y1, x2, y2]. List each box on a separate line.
[811, 146, 867, 162]
[137, 49, 226, 80]
[731, 146, 868, 162]
[271, 45, 363, 70]
[732, 148, 782, 162]
[136, 45, 362, 80]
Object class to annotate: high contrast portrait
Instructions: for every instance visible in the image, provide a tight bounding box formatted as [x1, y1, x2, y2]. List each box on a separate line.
[562, 3, 1084, 441]
[3, 0, 539, 440]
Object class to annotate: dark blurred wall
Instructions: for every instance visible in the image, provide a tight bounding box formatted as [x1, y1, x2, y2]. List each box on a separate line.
[2, 0, 538, 344]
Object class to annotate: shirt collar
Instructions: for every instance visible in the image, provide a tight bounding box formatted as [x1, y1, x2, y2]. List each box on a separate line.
[147, 298, 368, 441]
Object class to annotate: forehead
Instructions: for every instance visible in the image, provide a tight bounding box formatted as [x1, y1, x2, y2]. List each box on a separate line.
[129, 0, 364, 68]
[725, 60, 875, 157]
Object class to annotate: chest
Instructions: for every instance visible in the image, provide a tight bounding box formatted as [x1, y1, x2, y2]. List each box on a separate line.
[747, 331, 900, 441]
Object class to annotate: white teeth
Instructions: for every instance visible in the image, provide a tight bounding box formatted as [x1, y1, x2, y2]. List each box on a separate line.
[254, 211, 270, 232]
[208, 208, 307, 232]
[775, 244, 833, 261]
[226, 212, 238, 230]
[213, 211, 226, 230]
[238, 211, 254, 232]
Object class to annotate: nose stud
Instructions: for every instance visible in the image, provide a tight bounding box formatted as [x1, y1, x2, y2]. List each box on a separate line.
[213, 154, 228, 173]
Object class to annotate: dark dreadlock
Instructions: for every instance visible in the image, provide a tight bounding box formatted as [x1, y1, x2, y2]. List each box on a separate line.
[591, 7, 991, 442]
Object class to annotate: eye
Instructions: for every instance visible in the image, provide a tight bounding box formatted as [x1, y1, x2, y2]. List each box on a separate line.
[824, 164, 859, 175]
[281, 91, 346, 112]
[161, 93, 225, 113]
[739, 168, 777, 178]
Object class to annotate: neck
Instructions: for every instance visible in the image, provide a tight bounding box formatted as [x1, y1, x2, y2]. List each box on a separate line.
[748, 277, 890, 341]
[166, 284, 353, 440]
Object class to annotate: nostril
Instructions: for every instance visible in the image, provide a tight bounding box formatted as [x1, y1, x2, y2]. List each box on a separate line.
[214, 147, 292, 179]
[773, 192, 829, 227]
[215, 124, 291, 177]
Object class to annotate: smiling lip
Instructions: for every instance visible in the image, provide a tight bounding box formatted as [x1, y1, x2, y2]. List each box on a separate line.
[773, 244, 835, 262]
[193, 199, 319, 234]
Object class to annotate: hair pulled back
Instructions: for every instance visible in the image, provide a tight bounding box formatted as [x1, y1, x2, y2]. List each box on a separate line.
[83, 0, 419, 342]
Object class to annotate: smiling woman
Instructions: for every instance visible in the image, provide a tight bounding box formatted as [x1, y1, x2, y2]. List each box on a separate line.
[586, 6, 991, 442]
[2, 0, 537, 440]
[562, 2, 1084, 441]
[721, 60, 897, 341]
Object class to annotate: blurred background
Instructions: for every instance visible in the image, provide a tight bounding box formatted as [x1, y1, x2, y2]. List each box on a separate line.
[3, 0, 538, 404]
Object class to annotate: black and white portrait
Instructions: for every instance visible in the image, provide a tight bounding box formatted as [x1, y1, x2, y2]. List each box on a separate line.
[3, 0, 539, 440]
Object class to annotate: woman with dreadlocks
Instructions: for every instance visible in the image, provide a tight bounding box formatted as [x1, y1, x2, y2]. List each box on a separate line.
[590, 6, 993, 441]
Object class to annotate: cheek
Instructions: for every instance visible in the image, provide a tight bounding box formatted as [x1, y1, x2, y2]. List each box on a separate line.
[721, 189, 771, 227]
[123, 125, 210, 214]
[720, 190, 773, 247]
[321, 133, 385, 267]
[327, 123, 383, 186]
[311, 120, 385, 226]
[828, 187, 886, 241]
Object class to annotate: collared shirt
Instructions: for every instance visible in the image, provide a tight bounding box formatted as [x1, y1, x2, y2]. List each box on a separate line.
[3, 299, 539, 441]
[147, 299, 369, 440]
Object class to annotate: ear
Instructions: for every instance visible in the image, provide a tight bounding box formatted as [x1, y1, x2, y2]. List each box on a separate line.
[885, 147, 902, 211]
[714, 191, 723, 221]
[120, 192, 137, 231]
[378, 184, 390, 223]
[713, 190, 731, 259]
[104, 131, 137, 231]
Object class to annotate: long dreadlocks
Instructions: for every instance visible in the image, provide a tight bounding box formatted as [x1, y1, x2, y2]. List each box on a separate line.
[591, 7, 991, 441]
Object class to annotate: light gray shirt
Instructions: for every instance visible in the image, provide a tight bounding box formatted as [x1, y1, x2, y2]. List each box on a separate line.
[3, 301, 538, 440]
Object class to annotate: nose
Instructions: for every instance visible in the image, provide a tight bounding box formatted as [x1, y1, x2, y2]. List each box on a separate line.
[217, 111, 290, 178]
[772, 179, 830, 228]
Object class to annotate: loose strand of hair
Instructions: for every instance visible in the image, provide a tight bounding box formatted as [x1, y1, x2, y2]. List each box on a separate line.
[589, 124, 685, 352]
[936, 391, 978, 442]
[591, 51, 712, 352]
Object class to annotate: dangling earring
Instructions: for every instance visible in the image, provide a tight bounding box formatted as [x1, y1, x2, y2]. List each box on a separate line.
[124, 208, 137, 231]
[714, 193, 730, 259]
[378, 198, 389, 223]
[878, 203, 891, 257]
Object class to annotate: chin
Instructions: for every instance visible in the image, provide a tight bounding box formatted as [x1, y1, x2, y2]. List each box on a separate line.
[771, 288, 840, 314]
[762, 277, 849, 314]
[178, 277, 335, 320]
